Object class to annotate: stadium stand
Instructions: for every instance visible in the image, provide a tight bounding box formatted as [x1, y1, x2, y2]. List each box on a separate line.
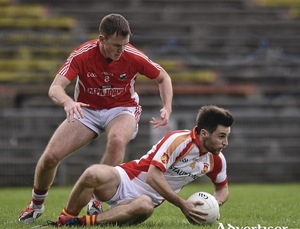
[1, 0, 299, 100]
[2, 0, 300, 101]
[1, 0, 300, 185]
[0, 1, 79, 86]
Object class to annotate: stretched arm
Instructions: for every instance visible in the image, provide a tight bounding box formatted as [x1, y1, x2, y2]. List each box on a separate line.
[146, 165, 207, 224]
[150, 68, 173, 128]
[48, 74, 72, 106]
[213, 183, 229, 206]
[48, 74, 89, 122]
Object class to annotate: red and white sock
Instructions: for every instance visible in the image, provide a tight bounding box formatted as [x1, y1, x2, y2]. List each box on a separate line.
[31, 187, 48, 207]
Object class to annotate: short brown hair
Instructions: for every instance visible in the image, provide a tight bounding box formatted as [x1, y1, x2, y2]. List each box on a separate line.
[196, 105, 234, 134]
[99, 13, 132, 38]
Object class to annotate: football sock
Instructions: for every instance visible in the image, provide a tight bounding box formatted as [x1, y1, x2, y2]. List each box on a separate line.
[61, 208, 78, 218]
[32, 187, 48, 207]
[81, 215, 97, 226]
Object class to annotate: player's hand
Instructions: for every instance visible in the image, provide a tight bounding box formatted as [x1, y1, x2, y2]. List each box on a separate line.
[181, 199, 208, 225]
[149, 108, 170, 128]
[63, 100, 90, 122]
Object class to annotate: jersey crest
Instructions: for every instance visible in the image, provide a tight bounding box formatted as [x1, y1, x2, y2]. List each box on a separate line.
[160, 153, 169, 164]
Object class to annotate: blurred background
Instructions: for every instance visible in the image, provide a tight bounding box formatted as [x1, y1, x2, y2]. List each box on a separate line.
[1, 0, 300, 186]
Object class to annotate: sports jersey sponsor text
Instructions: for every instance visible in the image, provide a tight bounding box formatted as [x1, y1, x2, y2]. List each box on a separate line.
[169, 165, 198, 180]
[87, 87, 124, 97]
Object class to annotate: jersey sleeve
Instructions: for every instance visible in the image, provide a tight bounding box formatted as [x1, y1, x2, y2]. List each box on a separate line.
[151, 132, 192, 172]
[57, 51, 80, 81]
[126, 45, 161, 79]
[137, 57, 161, 79]
[206, 153, 228, 186]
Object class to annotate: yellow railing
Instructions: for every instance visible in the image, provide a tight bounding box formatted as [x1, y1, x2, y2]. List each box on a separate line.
[0, 17, 76, 28]
[256, 0, 300, 7]
[0, 5, 46, 18]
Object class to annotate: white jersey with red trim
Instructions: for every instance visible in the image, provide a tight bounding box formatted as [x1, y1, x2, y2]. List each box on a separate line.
[119, 127, 228, 206]
[58, 40, 161, 109]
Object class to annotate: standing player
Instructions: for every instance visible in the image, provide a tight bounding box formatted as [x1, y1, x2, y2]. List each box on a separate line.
[18, 13, 173, 223]
[54, 105, 234, 226]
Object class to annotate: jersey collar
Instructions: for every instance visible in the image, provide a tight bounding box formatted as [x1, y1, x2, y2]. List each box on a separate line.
[191, 126, 205, 156]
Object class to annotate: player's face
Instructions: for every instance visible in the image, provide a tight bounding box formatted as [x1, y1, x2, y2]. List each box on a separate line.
[99, 33, 130, 60]
[201, 125, 231, 155]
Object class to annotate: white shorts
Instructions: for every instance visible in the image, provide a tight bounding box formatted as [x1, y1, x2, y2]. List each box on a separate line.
[75, 106, 142, 139]
[105, 166, 163, 208]
[105, 166, 142, 209]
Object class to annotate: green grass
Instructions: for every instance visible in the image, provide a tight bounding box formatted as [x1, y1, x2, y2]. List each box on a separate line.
[1, 183, 299, 229]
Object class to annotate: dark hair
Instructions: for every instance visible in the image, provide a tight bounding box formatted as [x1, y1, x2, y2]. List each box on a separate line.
[99, 14, 132, 38]
[196, 105, 234, 134]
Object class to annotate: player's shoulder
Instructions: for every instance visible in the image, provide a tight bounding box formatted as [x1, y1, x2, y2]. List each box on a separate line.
[74, 39, 98, 52]
[125, 43, 140, 51]
[164, 129, 191, 139]
[69, 39, 98, 60]
[160, 130, 192, 147]
[212, 152, 227, 164]
[124, 43, 147, 58]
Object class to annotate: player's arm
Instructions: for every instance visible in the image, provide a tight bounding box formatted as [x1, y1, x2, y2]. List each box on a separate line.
[49, 74, 89, 122]
[146, 164, 183, 207]
[49, 74, 73, 106]
[150, 68, 173, 128]
[213, 183, 229, 206]
[146, 164, 206, 224]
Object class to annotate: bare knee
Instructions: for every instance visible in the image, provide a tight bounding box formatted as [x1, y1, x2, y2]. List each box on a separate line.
[80, 165, 100, 186]
[122, 195, 154, 225]
[107, 133, 128, 152]
[104, 135, 128, 165]
[38, 151, 62, 169]
[132, 195, 154, 216]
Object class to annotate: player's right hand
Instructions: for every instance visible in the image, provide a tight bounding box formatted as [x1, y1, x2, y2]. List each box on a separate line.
[181, 199, 208, 225]
[64, 101, 90, 122]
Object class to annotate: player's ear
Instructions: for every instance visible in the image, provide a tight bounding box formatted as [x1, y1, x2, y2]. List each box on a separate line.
[200, 129, 208, 137]
[99, 35, 105, 43]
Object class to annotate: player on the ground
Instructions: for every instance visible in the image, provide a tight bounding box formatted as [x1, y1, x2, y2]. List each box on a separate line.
[18, 13, 173, 223]
[55, 105, 234, 226]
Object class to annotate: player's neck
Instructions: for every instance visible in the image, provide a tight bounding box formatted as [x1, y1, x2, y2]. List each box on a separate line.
[99, 45, 113, 63]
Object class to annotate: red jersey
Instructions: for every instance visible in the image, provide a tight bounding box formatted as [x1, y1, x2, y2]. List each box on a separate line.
[58, 40, 161, 109]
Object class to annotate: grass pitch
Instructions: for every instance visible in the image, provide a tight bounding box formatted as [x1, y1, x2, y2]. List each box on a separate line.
[0, 183, 299, 229]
